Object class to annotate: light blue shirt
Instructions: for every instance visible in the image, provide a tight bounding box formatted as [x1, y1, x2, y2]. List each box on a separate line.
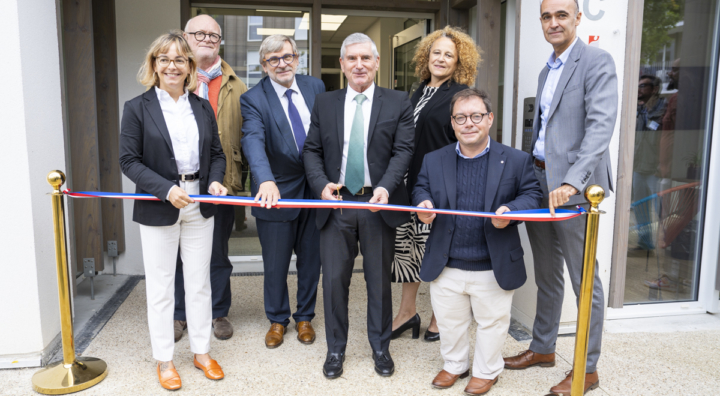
[533, 37, 579, 161]
[456, 139, 490, 159]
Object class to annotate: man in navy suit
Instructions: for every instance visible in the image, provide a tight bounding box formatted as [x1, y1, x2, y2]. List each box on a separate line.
[240, 35, 325, 349]
[413, 88, 542, 395]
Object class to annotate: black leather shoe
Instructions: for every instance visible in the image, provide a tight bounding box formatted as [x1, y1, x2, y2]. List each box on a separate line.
[424, 329, 440, 342]
[372, 350, 395, 377]
[391, 313, 421, 340]
[323, 352, 345, 379]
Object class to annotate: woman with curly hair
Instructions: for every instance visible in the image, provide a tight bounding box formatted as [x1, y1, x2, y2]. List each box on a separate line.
[391, 26, 481, 342]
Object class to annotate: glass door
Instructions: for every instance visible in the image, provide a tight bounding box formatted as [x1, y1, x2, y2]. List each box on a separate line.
[392, 20, 426, 96]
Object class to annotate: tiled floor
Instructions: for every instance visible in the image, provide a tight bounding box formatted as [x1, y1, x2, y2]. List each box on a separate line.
[2, 274, 719, 395]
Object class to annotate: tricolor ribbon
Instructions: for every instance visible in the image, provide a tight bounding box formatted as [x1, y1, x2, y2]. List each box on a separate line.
[64, 191, 585, 222]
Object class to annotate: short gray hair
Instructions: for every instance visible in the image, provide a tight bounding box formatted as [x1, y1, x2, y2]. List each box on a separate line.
[540, 0, 580, 15]
[184, 15, 222, 36]
[340, 33, 379, 59]
[259, 35, 299, 63]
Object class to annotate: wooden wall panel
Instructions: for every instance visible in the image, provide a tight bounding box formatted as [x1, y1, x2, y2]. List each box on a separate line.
[92, 0, 125, 253]
[62, 0, 104, 272]
[475, 0, 501, 141]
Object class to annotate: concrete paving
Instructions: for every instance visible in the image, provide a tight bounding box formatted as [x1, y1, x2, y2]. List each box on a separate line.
[2, 274, 719, 395]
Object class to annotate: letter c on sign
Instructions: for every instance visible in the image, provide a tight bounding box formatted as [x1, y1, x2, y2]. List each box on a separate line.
[584, 0, 605, 21]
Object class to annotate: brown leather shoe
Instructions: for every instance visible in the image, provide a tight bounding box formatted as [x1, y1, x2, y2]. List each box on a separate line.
[265, 323, 286, 348]
[549, 370, 599, 395]
[173, 320, 186, 343]
[213, 317, 233, 340]
[295, 321, 316, 344]
[157, 363, 182, 390]
[464, 376, 498, 395]
[503, 349, 555, 370]
[194, 356, 224, 380]
[431, 369, 470, 389]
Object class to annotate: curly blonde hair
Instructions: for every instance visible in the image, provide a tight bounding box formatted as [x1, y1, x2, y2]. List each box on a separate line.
[137, 30, 198, 92]
[413, 26, 482, 86]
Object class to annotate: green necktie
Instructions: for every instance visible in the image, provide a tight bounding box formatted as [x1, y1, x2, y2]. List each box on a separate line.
[345, 94, 367, 195]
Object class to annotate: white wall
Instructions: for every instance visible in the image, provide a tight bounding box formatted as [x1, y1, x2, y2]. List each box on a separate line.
[112, 0, 181, 275]
[0, 0, 66, 366]
[364, 18, 406, 89]
[511, 0, 628, 332]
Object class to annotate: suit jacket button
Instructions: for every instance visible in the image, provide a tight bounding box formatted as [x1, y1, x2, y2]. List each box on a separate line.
[448, 229, 451, 234]
[336, 167, 340, 170]
[443, 254, 447, 258]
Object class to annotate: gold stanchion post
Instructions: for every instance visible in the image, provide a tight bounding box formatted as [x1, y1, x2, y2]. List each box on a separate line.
[32, 171, 108, 394]
[570, 185, 605, 396]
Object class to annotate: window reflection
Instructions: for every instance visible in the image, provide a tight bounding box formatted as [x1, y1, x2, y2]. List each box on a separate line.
[624, 0, 717, 304]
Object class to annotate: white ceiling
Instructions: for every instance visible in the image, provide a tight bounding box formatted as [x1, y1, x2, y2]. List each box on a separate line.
[322, 16, 379, 44]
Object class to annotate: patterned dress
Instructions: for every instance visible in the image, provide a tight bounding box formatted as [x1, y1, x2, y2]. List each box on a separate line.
[391, 85, 438, 283]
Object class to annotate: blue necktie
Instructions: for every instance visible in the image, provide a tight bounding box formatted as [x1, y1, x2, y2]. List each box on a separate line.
[285, 89, 306, 159]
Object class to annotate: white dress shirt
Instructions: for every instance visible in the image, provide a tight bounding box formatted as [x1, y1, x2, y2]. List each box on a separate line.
[339, 83, 374, 188]
[270, 77, 311, 150]
[155, 87, 199, 174]
[533, 37, 578, 161]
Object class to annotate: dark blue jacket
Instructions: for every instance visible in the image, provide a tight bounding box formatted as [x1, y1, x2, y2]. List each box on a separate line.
[241, 75, 325, 221]
[412, 141, 543, 290]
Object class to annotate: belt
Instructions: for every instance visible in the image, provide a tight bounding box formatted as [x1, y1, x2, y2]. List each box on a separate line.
[340, 186, 372, 196]
[534, 159, 546, 170]
[178, 172, 200, 182]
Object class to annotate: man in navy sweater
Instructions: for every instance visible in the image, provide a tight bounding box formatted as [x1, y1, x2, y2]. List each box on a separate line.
[413, 88, 542, 395]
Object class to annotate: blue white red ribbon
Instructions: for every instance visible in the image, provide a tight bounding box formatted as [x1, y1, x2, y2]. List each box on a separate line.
[64, 191, 585, 222]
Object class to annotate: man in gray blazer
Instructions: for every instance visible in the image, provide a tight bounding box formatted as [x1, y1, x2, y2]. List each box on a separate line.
[503, 1, 617, 394]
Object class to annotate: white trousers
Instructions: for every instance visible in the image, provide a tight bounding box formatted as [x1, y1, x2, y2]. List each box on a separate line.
[139, 180, 214, 361]
[430, 267, 514, 379]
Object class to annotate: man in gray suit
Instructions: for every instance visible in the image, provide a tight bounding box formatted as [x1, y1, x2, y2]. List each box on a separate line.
[503, 1, 617, 394]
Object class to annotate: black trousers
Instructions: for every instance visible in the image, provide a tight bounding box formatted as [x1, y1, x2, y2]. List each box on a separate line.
[256, 205, 321, 327]
[321, 192, 395, 354]
[174, 202, 234, 321]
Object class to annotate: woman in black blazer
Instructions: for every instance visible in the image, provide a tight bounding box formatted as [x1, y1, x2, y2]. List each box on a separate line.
[391, 26, 482, 341]
[119, 31, 227, 390]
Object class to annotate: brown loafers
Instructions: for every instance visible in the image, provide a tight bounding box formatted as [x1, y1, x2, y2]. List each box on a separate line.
[157, 363, 182, 390]
[549, 370, 599, 395]
[464, 376, 498, 395]
[295, 321, 316, 344]
[432, 369, 470, 389]
[213, 317, 234, 340]
[503, 349, 555, 369]
[173, 320, 186, 343]
[265, 323, 286, 348]
[194, 357, 224, 380]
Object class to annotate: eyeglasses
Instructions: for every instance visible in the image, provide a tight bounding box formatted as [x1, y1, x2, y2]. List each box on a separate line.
[452, 113, 490, 125]
[156, 57, 187, 67]
[187, 31, 221, 44]
[264, 54, 297, 67]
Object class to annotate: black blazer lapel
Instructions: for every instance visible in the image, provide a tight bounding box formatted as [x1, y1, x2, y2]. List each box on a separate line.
[414, 81, 452, 145]
[484, 141, 507, 212]
[442, 147, 457, 210]
[188, 94, 206, 155]
[336, 89, 346, 153]
[143, 90, 175, 156]
[261, 77, 300, 159]
[367, 86, 383, 144]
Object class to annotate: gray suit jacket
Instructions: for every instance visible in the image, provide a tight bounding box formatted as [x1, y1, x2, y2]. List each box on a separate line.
[531, 39, 618, 205]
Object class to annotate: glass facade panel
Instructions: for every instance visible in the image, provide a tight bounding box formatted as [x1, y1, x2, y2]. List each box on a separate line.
[623, 0, 719, 304]
[192, 7, 310, 256]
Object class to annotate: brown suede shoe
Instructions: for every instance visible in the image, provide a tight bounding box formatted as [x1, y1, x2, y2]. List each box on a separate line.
[265, 323, 286, 349]
[212, 317, 233, 340]
[295, 321, 316, 344]
[431, 369, 470, 389]
[503, 349, 555, 369]
[464, 376, 498, 395]
[173, 320, 186, 343]
[549, 370, 599, 395]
